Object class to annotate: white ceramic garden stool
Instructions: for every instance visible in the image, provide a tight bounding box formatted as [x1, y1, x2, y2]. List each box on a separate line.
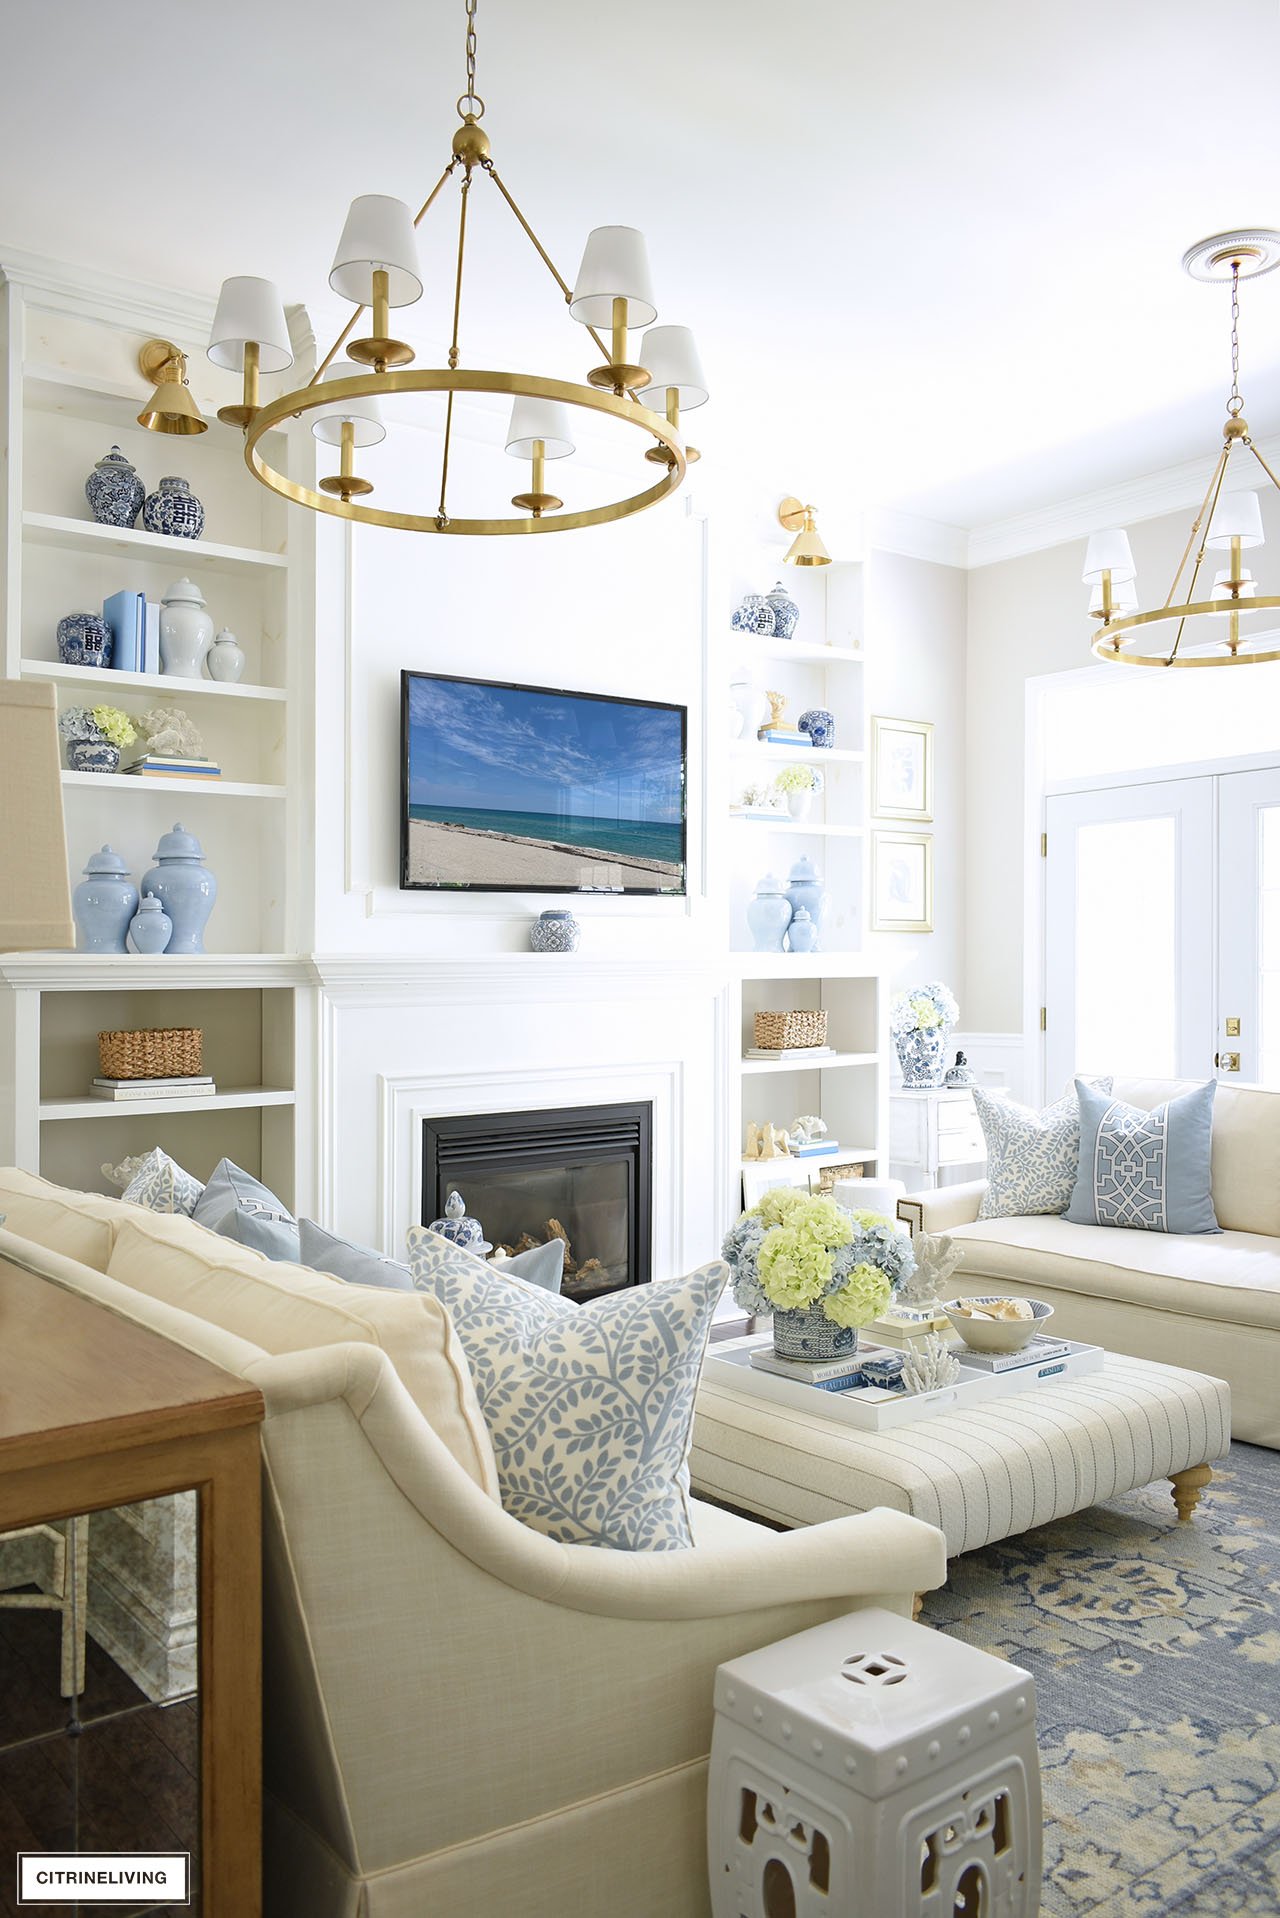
[709, 1607, 1041, 1918]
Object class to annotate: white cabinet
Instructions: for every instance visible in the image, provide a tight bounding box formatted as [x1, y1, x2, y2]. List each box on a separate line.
[889, 1087, 987, 1190]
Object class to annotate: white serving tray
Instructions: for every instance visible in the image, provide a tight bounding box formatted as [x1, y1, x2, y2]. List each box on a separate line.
[702, 1335, 1105, 1432]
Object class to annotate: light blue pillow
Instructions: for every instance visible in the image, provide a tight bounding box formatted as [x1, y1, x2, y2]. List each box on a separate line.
[489, 1238, 565, 1294]
[121, 1146, 205, 1217]
[1065, 1079, 1220, 1234]
[299, 1218, 414, 1291]
[406, 1226, 726, 1551]
[976, 1078, 1113, 1220]
[193, 1159, 300, 1261]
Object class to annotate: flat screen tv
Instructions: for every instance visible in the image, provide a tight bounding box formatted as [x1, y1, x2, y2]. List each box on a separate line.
[401, 671, 688, 895]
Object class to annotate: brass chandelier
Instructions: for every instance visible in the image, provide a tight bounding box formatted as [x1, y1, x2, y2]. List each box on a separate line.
[1084, 228, 1280, 667]
[142, 0, 707, 538]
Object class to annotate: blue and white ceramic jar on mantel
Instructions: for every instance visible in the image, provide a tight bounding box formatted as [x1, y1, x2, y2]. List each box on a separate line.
[140, 823, 217, 953]
[73, 847, 138, 953]
[428, 1190, 491, 1254]
[84, 446, 144, 528]
[143, 475, 205, 540]
[530, 908, 581, 953]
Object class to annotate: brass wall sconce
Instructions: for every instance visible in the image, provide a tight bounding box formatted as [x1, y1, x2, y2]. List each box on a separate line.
[136, 340, 207, 436]
[778, 496, 831, 566]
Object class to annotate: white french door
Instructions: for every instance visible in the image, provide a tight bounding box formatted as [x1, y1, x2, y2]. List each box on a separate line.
[1045, 763, 1280, 1093]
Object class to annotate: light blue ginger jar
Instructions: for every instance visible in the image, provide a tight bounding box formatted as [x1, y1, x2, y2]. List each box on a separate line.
[428, 1189, 491, 1254]
[127, 894, 173, 954]
[764, 579, 800, 640]
[85, 446, 144, 528]
[143, 475, 205, 540]
[73, 847, 137, 953]
[746, 872, 792, 952]
[798, 707, 835, 748]
[785, 855, 827, 932]
[140, 823, 217, 953]
[786, 905, 819, 953]
[530, 908, 581, 952]
[56, 612, 112, 669]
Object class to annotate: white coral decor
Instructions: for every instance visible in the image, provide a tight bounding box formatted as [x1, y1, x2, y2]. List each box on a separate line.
[900, 1333, 962, 1395]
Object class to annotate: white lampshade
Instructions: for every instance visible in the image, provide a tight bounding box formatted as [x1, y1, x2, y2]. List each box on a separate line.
[1082, 529, 1136, 585]
[504, 397, 575, 461]
[309, 361, 386, 447]
[207, 276, 293, 374]
[1206, 489, 1265, 550]
[569, 226, 656, 329]
[329, 195, 423, 308]
[1089, 578, 1139, 616]
[637, 325, 708, 408]
[1211, 565, 1259, 609]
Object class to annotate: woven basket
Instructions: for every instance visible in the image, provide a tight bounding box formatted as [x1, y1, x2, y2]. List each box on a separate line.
[753, 1009, 828, 1051]
[98, 1027, 203, 1080]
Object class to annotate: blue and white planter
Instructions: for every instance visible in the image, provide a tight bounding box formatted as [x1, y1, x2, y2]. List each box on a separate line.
[84, 446, 144, 528]
[57, 612, 112, 669]
[771, 1305, 859, 1363]
[143, 476, 205, 540]
[894, 1024, 951, 1088]
[530, 909, 581, 953]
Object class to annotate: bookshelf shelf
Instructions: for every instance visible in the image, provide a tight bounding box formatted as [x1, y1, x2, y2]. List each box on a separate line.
[40, 1087, 297, 1122]
[23, 510, 287, 575]
[61, 771, 287, 799]
[23, 659, 286, 702]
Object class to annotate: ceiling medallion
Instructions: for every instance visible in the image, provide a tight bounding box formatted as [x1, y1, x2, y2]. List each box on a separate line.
[147, 0, 708, 538]
[1083, 228, 1280, 667]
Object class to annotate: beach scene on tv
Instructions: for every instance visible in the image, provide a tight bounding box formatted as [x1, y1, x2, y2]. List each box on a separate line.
[404, 675, 687, 893]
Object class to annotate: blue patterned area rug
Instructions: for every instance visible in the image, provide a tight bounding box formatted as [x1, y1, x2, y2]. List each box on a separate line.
[920, 1441, 1280, 1916]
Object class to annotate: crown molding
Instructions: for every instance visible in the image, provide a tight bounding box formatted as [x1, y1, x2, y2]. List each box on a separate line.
[0, 243, 223, 341]
[966, 434, 1280, 569]
[864, 509, 969, 570]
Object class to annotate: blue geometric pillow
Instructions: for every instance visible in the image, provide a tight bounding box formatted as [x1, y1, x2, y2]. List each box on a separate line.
[1065, 1078, 1220, 1234]
[976, 1078, 1113, 1219]
[193, 1159, 300, 1261]
[406, 1227, 725, 1550]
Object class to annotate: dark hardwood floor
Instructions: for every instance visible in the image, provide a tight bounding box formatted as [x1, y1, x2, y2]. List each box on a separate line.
[0, 1595, 199, 1915]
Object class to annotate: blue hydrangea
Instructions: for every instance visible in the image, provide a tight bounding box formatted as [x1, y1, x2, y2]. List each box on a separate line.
[722, 1201, 915, 1315]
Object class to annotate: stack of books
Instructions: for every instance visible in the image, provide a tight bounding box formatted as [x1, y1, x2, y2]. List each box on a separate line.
[124, 754, 222, 781]
[954, 1334, 1073, 1374]
[103, 591, 160, 674]
[744, 1044, 836, 1062]
[749, 1346, 869, 1393]
[90, 1075, 216, 1102]
[757, 725, 811, 747]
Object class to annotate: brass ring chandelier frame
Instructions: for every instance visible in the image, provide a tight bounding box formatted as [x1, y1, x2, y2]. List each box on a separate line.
[1092, 243, 1280, 668]
[243, 4, 688, 536]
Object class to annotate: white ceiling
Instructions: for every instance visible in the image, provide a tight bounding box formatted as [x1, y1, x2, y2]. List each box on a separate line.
[3, 0, 1280, 531]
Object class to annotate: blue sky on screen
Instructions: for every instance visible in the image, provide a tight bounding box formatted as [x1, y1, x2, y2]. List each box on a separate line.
[408, 677, 684, 823]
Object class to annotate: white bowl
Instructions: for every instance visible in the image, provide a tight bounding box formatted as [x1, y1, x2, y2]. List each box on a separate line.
[943, 1296, 1054, 1354]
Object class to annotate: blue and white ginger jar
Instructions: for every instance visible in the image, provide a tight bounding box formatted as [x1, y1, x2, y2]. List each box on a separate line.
[798, 707, 835, 748]
[143, 475, 205, 540]
[895, 1024, 950, 1088]
[530, 908, 581, 953]
[73, 847, 137, 953]
[731, 593, 776, 637]
[772, 1303, 859, 1363]
[56, 612, 112, 669]
[140, 823, 216, 954]
[428, 1189, 491, 1254]
[764, 580, 800, 641]
[84, 446, 144, 528]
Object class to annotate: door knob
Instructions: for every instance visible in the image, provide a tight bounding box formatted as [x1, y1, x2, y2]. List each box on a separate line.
[1215, 1052, 1241, 1072]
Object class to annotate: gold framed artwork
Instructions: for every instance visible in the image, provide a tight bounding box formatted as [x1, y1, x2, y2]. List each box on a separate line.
[870, 715, 934, 822]
[871, 831, 933, 933]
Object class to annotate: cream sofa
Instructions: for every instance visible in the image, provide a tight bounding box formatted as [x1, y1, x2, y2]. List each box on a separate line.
[0, 1168, 946, 1918]
[898, 1077, 1280, 1449]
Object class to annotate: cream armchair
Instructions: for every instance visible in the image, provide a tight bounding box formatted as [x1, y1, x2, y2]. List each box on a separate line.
[251, 1342, 946, 1918]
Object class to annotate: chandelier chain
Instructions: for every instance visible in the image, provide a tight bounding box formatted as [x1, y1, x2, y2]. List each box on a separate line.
[1228, 261, 1244, 416]
[459, 0, 483, 119]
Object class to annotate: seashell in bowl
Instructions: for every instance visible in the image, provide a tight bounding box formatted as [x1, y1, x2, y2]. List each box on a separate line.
[944, 1295, 1054, 1354]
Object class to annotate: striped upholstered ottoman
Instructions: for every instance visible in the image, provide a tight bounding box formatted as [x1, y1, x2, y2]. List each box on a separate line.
[690, 1351, 1230, 1557]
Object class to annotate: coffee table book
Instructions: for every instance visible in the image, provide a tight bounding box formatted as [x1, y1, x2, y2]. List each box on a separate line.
[704, 1335, 1105, 1431]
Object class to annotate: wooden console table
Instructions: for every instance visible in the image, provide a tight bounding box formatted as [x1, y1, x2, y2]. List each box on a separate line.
[0, 1253, 264, 1916]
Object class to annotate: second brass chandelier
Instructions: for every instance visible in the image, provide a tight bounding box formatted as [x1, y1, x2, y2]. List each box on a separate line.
[192, 0, 708, 537]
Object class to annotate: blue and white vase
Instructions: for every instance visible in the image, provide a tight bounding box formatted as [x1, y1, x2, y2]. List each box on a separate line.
[786, 905, 819, 953]
[56, 612, 112, 669]
[530, 909, 581, 953]
[67, 740, 121, 774]
[785, 854, 827, 931]
[143, 475, 205, 540]
[428, 1189, 490, 1254]
[798, 707, 835, 748]
[746, 872, 792, 952]
[895, 1024, 950, 1088]
[127, 895, 173, 954]
[140, 823, 216, 953]
[772, 1304, 858, 1363]
[764, 580, 800, 640]
[84, 446, 144, 528]
[73, 847, 137, 953]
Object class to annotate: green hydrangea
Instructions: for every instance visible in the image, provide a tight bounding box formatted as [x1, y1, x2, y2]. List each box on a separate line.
[910, 994, 943, 1030]
[757, 1226, 832, 1308]
[823, 1260, 893, 1328]
[798, 1194, 854, 1247]
[88, 705, 137, 749]
[751, 1187, 811, 1229]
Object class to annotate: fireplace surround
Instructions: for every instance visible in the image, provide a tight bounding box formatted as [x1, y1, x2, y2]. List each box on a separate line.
[422, 1101, 653, 1298]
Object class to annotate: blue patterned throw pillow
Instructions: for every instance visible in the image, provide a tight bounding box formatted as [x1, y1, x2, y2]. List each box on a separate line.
[1065, 1078, 1220, 1234]
[121, 1147, 204, 1217]
[193, 1159, 300, 1261]
[407, 1227, 725, 1550]
[975, 1079, 1113, 1219]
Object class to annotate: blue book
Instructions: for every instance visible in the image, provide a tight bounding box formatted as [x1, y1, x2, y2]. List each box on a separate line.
[103, 590, 144, 673]
[143, 601, 160, 674]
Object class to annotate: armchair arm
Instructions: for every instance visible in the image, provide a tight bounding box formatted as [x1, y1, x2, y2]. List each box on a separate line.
[898, 1180, 986, 1236]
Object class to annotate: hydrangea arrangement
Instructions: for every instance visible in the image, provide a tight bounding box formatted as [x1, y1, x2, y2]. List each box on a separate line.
[58, 704, 137, 750]
[722, 1188, 915, 1328]
[890, 981, 959, 1037]
[773, 763, 826, 795]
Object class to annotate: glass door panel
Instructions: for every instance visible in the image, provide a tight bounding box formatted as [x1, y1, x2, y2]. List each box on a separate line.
[1218, 770, 1280, 1086]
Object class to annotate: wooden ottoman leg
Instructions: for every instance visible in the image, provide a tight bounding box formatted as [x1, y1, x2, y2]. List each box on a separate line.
[1170, 1464, 1213, 1522]
[912, 1593, 924, 1621]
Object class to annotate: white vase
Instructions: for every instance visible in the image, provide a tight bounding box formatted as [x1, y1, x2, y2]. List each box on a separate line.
[786, 790, 813, 820]
[159, 578, 213, 679]
[207, 629, 246, 683]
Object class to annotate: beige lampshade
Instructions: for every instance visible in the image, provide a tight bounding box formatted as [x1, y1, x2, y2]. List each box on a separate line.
[0, 682, 74, 951]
